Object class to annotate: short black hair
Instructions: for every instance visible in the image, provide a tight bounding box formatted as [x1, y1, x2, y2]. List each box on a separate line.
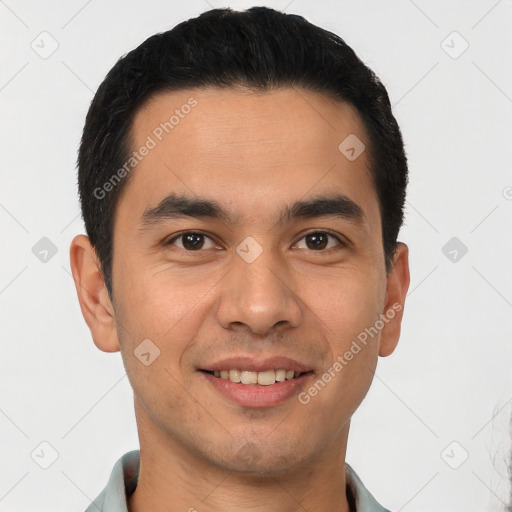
[78, 6, 408, 297]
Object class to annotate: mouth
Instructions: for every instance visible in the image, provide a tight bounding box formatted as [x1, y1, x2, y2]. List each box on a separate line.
[198, 358, 314, 408]
[201, 368, 310, 386]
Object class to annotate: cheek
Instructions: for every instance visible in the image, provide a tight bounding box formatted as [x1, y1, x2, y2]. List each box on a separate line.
[304, 268, 384, 347]
[114, 279, 199, 425]
[115, 260, 218, 341]
[301, 269, 383, 410]
[112, 266, 220, 403]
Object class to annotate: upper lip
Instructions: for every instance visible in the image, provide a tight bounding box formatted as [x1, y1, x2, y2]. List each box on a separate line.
[200, 356, 312, 373]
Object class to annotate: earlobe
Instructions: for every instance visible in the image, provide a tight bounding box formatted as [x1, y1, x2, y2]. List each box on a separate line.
[378, 242, 410, 357]
[69, 234, 120, 353]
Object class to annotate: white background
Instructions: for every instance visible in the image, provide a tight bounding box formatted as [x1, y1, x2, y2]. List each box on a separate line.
[0, 1, 511, 511]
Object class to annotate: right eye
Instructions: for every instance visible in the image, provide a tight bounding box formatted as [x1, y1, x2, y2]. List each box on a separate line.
[166, 231, 219, 251]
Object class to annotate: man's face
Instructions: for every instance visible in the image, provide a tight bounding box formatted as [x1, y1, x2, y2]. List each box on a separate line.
[107, 87, 403, 475]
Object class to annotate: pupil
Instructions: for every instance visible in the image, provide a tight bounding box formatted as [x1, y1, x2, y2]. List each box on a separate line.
[183, 233, 203, 250]
[306, 233, 327, 250]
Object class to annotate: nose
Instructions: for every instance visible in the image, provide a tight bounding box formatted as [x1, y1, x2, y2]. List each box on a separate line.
[215, 250, 303, 336]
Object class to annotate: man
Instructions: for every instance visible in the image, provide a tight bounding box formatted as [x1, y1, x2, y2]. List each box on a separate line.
[70, 6, 410, 512]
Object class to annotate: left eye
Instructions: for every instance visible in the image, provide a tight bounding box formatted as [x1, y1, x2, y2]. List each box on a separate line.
[294, 232, 343, 251]
[167, 232, 217, 251]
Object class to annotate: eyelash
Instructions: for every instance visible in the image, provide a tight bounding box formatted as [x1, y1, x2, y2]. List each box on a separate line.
[165, 230, 346, 252]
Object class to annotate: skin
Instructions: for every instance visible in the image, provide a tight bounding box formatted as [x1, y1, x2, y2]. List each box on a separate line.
[70, 86, 410, 512]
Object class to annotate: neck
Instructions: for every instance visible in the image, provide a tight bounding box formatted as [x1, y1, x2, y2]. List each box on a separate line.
[128, 405, 351, 512]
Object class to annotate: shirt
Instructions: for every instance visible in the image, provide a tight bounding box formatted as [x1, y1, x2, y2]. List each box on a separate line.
[85, 450, 391, 512]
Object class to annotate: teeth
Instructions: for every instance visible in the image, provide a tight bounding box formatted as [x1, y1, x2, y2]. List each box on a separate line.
[240, 371, 258, 384]
[213, 369, 302, 385]
[275, 369, 286, 382]
[257, 370, 275, 386]
[229, 369, 241, 383]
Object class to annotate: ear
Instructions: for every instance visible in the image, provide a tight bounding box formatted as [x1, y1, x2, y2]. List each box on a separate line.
[69, 234, 120, 353]
[378, 242, 410, 357]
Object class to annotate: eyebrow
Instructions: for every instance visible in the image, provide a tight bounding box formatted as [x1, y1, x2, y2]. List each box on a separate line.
[139, 192, 366, 230]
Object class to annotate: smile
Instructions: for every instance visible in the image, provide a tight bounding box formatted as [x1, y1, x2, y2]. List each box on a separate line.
[204, 369, 306, 386]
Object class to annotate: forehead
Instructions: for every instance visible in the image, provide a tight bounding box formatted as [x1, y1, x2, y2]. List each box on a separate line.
[132, 86, 368, 163]
[122, 86, 378, 227]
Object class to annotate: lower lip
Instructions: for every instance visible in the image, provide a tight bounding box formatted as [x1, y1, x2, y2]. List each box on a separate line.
[201, 372, 312, 408]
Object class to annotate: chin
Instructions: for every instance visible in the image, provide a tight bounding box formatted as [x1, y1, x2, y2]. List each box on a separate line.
[206, 437, 310, 477]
